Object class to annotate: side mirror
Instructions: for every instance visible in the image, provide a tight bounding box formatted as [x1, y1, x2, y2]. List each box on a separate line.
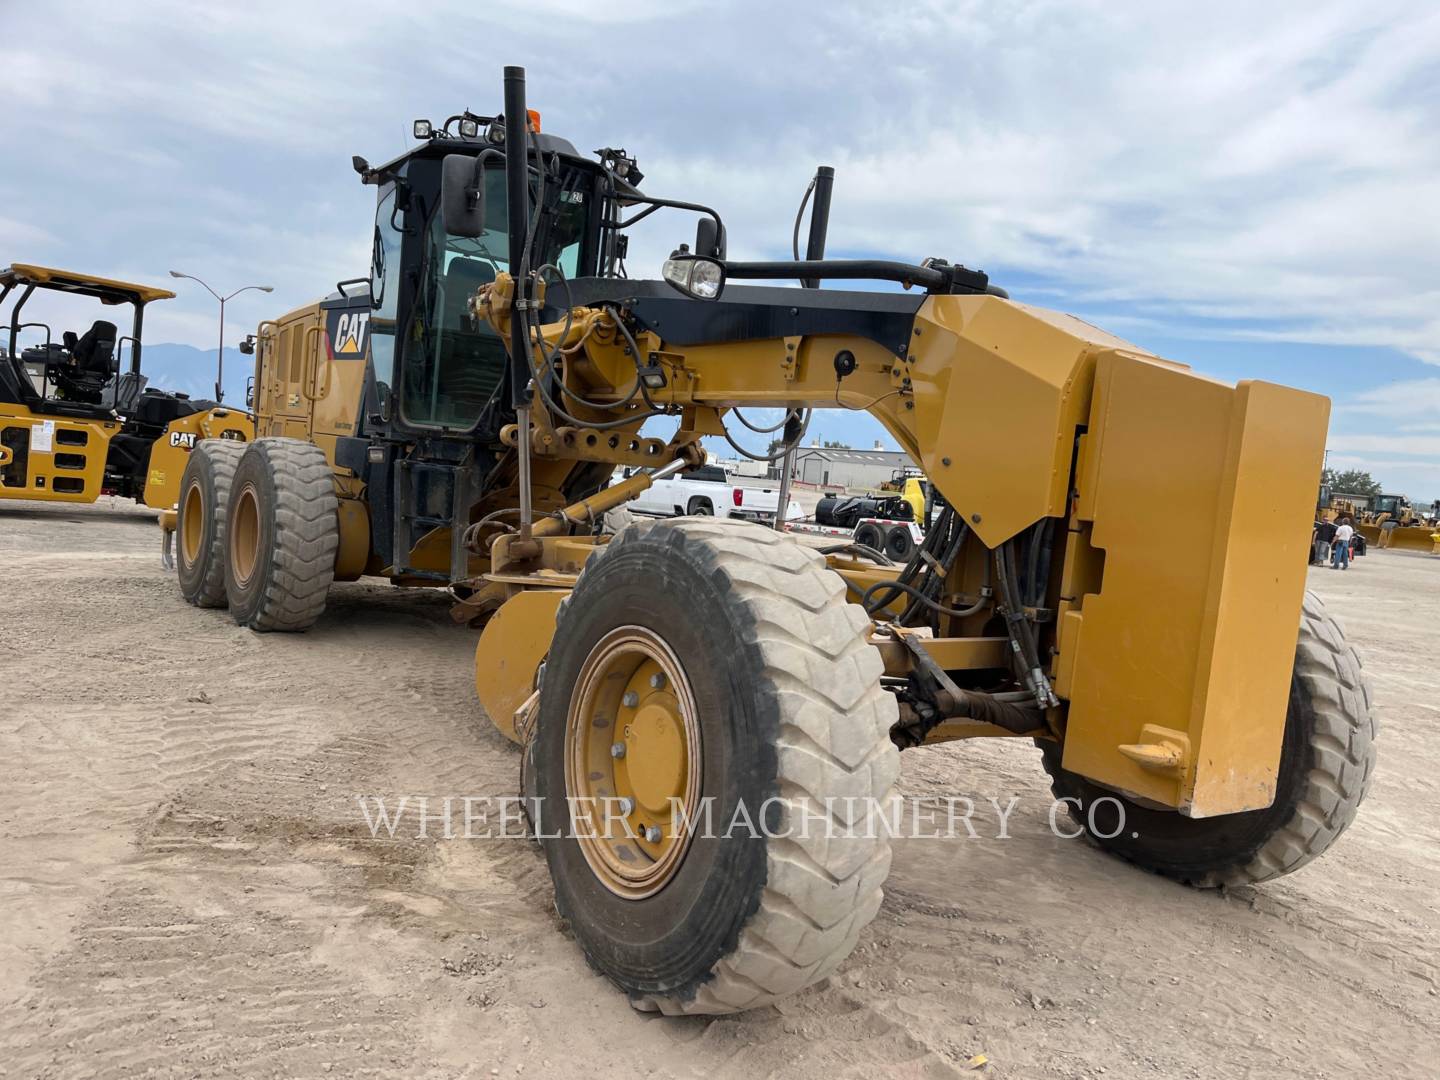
[441, 153, 487, 239]
[239, 335, 255, 356]
[695, 217, 726, 259]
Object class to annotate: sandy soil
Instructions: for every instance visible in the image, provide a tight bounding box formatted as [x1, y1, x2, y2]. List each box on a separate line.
[1, 500, 1436, 1079]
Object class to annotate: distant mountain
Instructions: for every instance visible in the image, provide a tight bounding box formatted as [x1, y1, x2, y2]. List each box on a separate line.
[136, 343, 251, 406]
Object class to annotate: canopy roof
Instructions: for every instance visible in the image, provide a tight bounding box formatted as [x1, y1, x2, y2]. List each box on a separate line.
[0, 263, 176, 305]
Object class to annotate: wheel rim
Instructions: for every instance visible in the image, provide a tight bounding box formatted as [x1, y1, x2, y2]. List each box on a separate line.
[230, 482, 261, 588]
[564, 626, 702, 900]
[180, 479, 204, 567]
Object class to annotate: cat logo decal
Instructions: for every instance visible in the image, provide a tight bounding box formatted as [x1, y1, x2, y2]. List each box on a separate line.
[328, 310, 371, 358]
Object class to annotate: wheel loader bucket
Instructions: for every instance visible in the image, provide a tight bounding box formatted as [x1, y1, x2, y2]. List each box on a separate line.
[1387, 526, 1440, 552]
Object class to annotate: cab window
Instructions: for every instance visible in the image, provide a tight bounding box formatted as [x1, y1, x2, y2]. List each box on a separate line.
[399, 164, 591, 431]
[369, 187, 403, 414]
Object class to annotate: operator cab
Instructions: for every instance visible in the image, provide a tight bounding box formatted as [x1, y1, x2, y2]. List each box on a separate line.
[1373, 493, 1410, 520]
[354, 114, 606, 442]
[0, 264, 174, 420]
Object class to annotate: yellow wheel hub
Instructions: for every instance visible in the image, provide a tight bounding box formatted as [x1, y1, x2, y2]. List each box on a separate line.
[565, 626, 701, 899]
[181, 479, 204, 566]
[230, 482, 260, 588]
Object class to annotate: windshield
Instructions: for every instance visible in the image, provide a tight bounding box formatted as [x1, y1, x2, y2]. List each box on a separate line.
[399, 163, 591, 431]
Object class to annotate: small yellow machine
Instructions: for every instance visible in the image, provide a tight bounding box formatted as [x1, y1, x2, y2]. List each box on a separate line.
[0, 264, 251, 509]
[176, 68, 1376, 1015]
[878, 466, 929, 524]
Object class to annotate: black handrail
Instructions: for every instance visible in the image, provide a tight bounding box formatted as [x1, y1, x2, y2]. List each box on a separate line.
[726, 259, 950, 290]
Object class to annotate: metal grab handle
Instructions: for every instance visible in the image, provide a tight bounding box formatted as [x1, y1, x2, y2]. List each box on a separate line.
[252, 320, 278, 407]
[300, 325, 332, 402]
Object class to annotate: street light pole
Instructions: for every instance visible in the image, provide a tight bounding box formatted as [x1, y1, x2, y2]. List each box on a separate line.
[168, 271, 274, 404]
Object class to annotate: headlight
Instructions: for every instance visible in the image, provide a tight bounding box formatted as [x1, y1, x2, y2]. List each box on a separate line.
[661, 252, 726, 301]
[459, 117, 479, 138]
[413, 119, 433, 139]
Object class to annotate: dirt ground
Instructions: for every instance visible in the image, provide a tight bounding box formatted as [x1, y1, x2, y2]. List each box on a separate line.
[2, 500, 1436, 1079]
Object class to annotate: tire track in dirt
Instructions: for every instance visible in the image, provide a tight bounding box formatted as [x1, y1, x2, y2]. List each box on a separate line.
[7, 877, 421, 1079]
[5, 500, 1439, 1079]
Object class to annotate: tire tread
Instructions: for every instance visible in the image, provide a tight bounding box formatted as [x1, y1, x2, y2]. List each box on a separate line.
[585, 519, 900, 1015]
[230, 438, 338, 632]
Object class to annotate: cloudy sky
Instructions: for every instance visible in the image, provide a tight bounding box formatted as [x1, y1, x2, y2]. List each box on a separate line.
[4, 1, 1438, 498]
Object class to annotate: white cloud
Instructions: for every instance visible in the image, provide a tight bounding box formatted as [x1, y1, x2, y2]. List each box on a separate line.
[1342, 379, 1440, 419]
[1329, 434, 1440, 457]
[0, 216, 56, 249]
[3, 0, 1438, 490]
[4, 1, 1435, 352]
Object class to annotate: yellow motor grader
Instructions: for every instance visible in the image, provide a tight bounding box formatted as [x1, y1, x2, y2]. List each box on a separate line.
[0, 264, 251, 510]
[175, 68, 1376, 1015]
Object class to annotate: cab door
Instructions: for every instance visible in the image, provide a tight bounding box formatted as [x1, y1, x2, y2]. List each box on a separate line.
[255, 308, 324, 439]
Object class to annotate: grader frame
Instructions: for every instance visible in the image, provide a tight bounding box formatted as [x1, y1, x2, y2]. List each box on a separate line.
[464, 284, 1328, 819]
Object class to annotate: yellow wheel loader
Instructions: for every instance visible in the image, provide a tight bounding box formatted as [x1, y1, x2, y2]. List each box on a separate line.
[1356, 492, 1436, 551]
[0, 264, 252, 512]
[179, 67, 1376, 1014]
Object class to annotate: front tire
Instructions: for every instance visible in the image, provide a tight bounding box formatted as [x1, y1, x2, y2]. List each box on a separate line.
[532, 519, 899, 1014]
[225, 438, 338, 632]
[1040, 591, 1376, 887]
[176, 440, 247, 608]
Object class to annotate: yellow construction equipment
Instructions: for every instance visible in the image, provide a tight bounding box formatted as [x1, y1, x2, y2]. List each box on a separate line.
[879, 466, 929, 525]
[1354, 492, 1437, 551]
[175, 68, 1376, 1015]
[0, 264, 251, 510]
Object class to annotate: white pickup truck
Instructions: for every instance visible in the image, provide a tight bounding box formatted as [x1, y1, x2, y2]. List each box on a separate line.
[618, 464, 803, 524]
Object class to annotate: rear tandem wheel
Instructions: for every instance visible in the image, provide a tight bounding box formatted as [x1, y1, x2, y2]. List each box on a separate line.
[175, 439, 248, 608]
[224, 438, 339, 632]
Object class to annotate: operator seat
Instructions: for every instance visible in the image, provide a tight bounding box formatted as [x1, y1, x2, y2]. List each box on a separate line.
[55, 319, 118, 405]
[74, 320, 118, 375]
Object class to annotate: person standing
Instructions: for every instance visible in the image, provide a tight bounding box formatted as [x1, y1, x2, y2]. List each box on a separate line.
[1332, 518, 1355, 570]
[1314, 517, 1338, 566]
[1379, 517, 1399, 548]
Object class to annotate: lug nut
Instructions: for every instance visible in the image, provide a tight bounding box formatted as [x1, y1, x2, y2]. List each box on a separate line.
[610, 742, 626, 759]
[649, 672, 667, 690]
[617, 797, 635, 816]
[644, 826, 662, 843]
[622, 691, 639, 708]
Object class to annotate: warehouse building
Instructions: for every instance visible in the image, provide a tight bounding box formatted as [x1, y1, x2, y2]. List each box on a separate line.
[792, 445, 913, 490]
